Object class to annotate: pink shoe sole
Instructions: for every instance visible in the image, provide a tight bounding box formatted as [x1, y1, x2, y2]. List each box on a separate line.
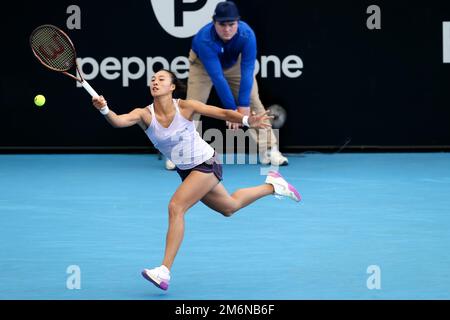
[288, 183, 301, 202]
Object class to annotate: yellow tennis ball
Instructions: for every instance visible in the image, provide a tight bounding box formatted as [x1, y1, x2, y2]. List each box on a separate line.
[34, 94, 46, 107]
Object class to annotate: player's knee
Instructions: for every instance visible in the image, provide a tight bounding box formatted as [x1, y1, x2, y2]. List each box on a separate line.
[220, 204, 238, 217]
[168, 201, 185, 218]
[221, 209, 234, 217]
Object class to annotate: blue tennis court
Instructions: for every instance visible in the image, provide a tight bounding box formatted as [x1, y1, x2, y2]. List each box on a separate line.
[1, 153, 449, 299]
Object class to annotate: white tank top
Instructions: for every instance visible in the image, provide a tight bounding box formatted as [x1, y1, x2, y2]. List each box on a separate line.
[145, 99, 214, 170]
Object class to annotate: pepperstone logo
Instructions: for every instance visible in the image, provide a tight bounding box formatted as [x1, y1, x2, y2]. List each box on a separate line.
[76, 54, 304, 87]
[150, 0, 225, 38]
[75, 1, 304, 87]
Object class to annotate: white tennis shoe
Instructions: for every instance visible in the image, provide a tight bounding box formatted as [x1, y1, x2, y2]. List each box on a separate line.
[265, 171, 301, 202]
[260, 149, 289, 166]
[270, 150, 289, 166]
[142, 265, 171, 291]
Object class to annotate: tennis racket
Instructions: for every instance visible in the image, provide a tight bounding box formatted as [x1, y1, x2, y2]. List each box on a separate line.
[30, 24, 102, 99]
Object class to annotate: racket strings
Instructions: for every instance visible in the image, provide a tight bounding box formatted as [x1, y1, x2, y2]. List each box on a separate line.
[31, 26, 75, 71]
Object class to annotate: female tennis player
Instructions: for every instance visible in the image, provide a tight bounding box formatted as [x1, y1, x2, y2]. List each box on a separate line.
[92, 69, 301, 291]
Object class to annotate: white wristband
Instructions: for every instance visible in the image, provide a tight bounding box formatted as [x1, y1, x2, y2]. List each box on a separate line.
[242, 115, 250, 127]
[100, 106, 110, 115]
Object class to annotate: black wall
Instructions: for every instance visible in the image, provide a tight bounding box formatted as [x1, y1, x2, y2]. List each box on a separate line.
[1, 0, 450, 151]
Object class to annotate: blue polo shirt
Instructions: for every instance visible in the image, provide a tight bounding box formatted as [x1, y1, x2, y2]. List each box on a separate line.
[191, 21, 257, 110]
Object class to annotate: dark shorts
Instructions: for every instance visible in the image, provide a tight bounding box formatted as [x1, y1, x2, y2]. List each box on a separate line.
[176, 152, 223, 182]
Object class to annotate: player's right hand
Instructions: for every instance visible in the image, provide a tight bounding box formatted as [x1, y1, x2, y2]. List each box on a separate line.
[92, 96, 107, 110]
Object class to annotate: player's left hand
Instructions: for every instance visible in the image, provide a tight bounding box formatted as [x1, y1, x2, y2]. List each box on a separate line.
[226, 106, 251, 130]
[248, 110, 273, 129]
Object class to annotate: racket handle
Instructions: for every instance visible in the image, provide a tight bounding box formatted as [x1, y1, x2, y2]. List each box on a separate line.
[81, 80, 99, 97]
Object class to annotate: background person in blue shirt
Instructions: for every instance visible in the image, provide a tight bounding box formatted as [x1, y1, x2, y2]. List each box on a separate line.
[165, 1, 288, 170]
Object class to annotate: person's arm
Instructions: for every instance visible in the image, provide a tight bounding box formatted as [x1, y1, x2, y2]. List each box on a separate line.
[227, 33, 257, 129]
[198, 48, 238, 110]
[238, 30, 257, 110]
[92, 96, 144, 128]
[180, 99, 272, 129]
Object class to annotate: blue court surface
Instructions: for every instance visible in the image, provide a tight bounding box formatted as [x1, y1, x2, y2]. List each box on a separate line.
[0, 153, 449, 300]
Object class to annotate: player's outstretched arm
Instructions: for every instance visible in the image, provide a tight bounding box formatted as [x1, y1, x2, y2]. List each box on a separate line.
[180, 99, 272, 129]
[92, 96, 144, 128]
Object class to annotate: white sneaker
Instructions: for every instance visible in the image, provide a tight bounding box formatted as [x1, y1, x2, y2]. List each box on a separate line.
[142, 265, 171, 291]
[165, 158, 176, 170]
[265, 171, 301, 202]
[270, 150, 288, 166]
[259, 149, 289, 166]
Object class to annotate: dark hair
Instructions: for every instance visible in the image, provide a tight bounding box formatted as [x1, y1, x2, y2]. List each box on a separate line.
[158, 69, 186, 98]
